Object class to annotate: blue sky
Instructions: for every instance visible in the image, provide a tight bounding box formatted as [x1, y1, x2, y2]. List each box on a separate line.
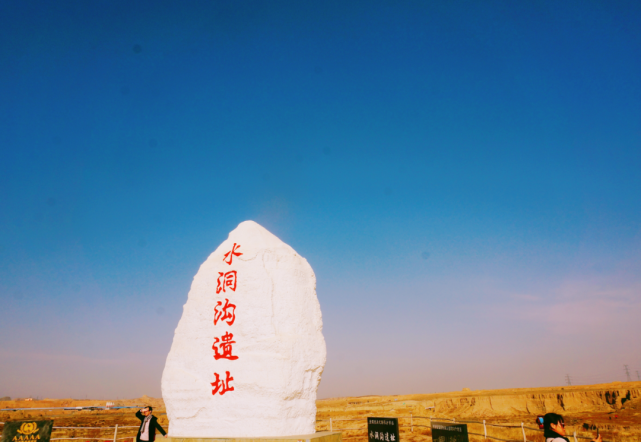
[1, 0, 640, 399]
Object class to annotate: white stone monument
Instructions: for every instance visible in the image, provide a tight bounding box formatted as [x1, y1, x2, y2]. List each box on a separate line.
[162, 221, 327, 438]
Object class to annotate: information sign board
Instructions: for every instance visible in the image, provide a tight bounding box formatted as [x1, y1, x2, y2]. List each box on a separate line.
[1, 420, 54, 442]
[431, 422, 468, 442]
[368, 417, 399, 442]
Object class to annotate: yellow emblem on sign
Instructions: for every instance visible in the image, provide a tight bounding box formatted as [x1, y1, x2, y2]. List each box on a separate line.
[17, 423, 39, 435]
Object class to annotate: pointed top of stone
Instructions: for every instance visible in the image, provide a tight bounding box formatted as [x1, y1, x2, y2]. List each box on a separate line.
[208, 221, 297, 269]
[227, 221, 293, 252]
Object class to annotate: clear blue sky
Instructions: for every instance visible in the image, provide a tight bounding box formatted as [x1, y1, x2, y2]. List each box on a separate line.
[1, 0, 640, 399]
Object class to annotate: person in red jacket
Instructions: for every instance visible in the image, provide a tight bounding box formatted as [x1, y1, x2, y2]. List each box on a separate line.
[136, 406, 167, 442]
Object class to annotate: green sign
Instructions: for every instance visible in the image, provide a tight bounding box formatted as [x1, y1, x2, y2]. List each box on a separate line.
[368, 417, 399, 442]
[431, 422, 468, 442]
[1, 420, 54, 442]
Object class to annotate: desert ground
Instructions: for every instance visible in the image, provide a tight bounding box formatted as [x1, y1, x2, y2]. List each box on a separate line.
[2, 382, 640, 442]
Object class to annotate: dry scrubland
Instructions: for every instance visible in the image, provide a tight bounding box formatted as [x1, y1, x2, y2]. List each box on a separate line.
[316, 382, 641, 442]
[2, 383, 641, 441]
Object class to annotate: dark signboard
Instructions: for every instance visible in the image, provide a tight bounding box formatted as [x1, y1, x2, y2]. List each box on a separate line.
[368, 417, 399, 442]
[431, 422, 468, 442]
[1, 420, 54, 442]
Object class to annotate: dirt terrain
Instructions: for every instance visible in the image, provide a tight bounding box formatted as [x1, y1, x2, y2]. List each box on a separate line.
[2, 382, 641, 442]
[316, 382, 641, 442]
[0, 396, 165, 442]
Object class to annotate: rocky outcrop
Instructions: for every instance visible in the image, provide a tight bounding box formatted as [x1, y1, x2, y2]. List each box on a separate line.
[430, 386, 641, 417]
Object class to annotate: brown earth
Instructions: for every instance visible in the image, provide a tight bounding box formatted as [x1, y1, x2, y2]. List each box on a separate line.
[316, 381, 641, 442]
[2, 383, 641, 442]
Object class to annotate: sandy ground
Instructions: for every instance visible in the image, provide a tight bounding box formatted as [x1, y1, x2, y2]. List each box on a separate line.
[315, 382, 641, 442]
[2, 383, 641, 442]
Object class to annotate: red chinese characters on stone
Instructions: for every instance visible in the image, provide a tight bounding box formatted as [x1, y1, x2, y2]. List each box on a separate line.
[212, 331, 238, 360]
[213, 298, 236, 326]
[216, 271, 237, 294]
[223, 243, 242, 265]
[212, 243, 242, 397]
[211, 371, 234, 395]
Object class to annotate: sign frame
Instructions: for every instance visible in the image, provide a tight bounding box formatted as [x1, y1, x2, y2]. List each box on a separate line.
[1, 420, 54, 442]
[430, 422, 469, 442]
[367, 417, 399, 442]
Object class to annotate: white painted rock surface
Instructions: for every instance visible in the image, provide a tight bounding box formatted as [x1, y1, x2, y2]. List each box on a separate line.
[161, 221, 326, 438]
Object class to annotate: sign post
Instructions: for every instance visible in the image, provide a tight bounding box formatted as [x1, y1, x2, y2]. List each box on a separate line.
[431, 422, 469, 442]
[368, 418, 399, 442]
[1, 420, 54, 442]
